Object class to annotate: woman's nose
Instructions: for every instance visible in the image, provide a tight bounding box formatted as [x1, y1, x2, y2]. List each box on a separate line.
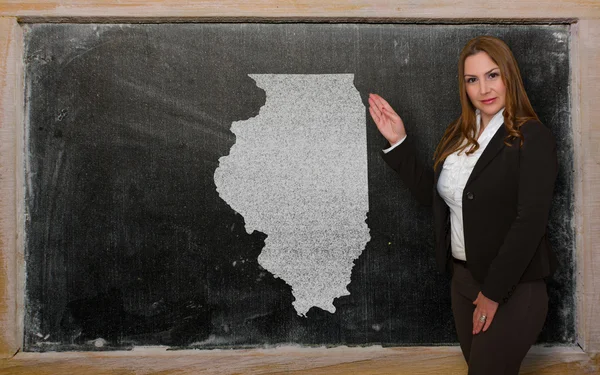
[479, 80, 490, 95]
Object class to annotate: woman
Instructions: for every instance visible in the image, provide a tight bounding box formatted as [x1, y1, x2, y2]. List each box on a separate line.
[368, 36, 558, 374]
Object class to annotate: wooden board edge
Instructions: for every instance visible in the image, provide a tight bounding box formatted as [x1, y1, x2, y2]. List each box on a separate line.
[570, 20, 586, 353]
[0, 16, 24, 358]
[13, 18, 25, 361]
[577, 19, 600, 353]
[0, 1, 598, 21]
[12, 16, 580, 24]
[0, 345, 597, 374]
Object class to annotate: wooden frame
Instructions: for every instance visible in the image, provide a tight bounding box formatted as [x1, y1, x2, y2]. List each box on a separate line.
[1, 1, 599, 374]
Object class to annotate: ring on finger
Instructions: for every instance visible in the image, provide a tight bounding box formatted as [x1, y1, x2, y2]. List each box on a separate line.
[478, 315, 487, 323]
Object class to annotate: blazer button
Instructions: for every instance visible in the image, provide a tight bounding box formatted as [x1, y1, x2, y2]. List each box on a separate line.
[466, 192, 474, 200]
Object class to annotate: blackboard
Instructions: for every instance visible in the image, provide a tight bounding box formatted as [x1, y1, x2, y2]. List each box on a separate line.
[23, 23, 574, 351]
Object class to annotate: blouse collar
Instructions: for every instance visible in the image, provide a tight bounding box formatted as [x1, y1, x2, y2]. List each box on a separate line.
[476, 108, 505, 141]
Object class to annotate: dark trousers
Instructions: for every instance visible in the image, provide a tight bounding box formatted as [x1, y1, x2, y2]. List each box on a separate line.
[451, 261, 548, 375]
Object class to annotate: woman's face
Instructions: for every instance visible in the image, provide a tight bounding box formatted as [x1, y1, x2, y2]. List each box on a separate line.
[463, 51, 506, 125]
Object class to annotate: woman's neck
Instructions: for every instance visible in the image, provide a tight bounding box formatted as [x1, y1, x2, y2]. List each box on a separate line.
[478, 108, 505, 133]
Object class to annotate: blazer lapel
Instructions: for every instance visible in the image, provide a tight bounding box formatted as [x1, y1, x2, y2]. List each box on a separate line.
[465, 124, 507, 187]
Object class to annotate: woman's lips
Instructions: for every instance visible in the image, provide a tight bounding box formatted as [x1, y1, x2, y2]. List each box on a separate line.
[481, 98, 497, 105]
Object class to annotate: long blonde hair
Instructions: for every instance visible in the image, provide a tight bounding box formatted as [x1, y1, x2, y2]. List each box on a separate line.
[433, 36, 539, 170]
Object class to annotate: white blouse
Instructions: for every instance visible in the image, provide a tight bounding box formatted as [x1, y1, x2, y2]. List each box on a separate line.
[437, 109, 505, 261]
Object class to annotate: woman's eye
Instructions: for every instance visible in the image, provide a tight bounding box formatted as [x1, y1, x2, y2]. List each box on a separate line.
[466, 77, 477, 83]
[488, 72, 499, 79]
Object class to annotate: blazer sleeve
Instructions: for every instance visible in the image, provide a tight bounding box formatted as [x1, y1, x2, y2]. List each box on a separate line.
[381, 136, 434, 206]
[480, 121, 558, 303]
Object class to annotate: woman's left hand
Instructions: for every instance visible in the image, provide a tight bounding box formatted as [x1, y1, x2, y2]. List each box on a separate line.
[472, 292, 499, 335]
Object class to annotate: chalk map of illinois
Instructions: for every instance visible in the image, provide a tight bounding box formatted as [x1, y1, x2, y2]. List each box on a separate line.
[214, 74, 370, 316]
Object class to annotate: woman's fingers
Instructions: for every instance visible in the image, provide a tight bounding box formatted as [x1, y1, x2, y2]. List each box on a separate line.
[368, 106, 382, 127]
[369, 93, 403, 127]
[472, 293, 485, 334]
[472, 292, 499, 335]
[369, 94, 389, 115]
[472, 308, 485, 335]
[482, 310, 496, 332]
[368, 97, 383, 119]
[368, 95, 395, 127]
[368, 93, 407, 145]
[368, 98, 391, 133]
[370, 93, 390, 109]
[384, 106, 402, 123]
[371, 94, 400, 117]
[473, 308, 496, 334]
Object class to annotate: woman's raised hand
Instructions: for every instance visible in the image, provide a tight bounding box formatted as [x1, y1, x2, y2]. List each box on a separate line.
[368, 93, 407, 145]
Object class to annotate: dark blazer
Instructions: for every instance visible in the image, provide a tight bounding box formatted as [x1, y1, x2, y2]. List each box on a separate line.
[381, 119, 558, 304]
